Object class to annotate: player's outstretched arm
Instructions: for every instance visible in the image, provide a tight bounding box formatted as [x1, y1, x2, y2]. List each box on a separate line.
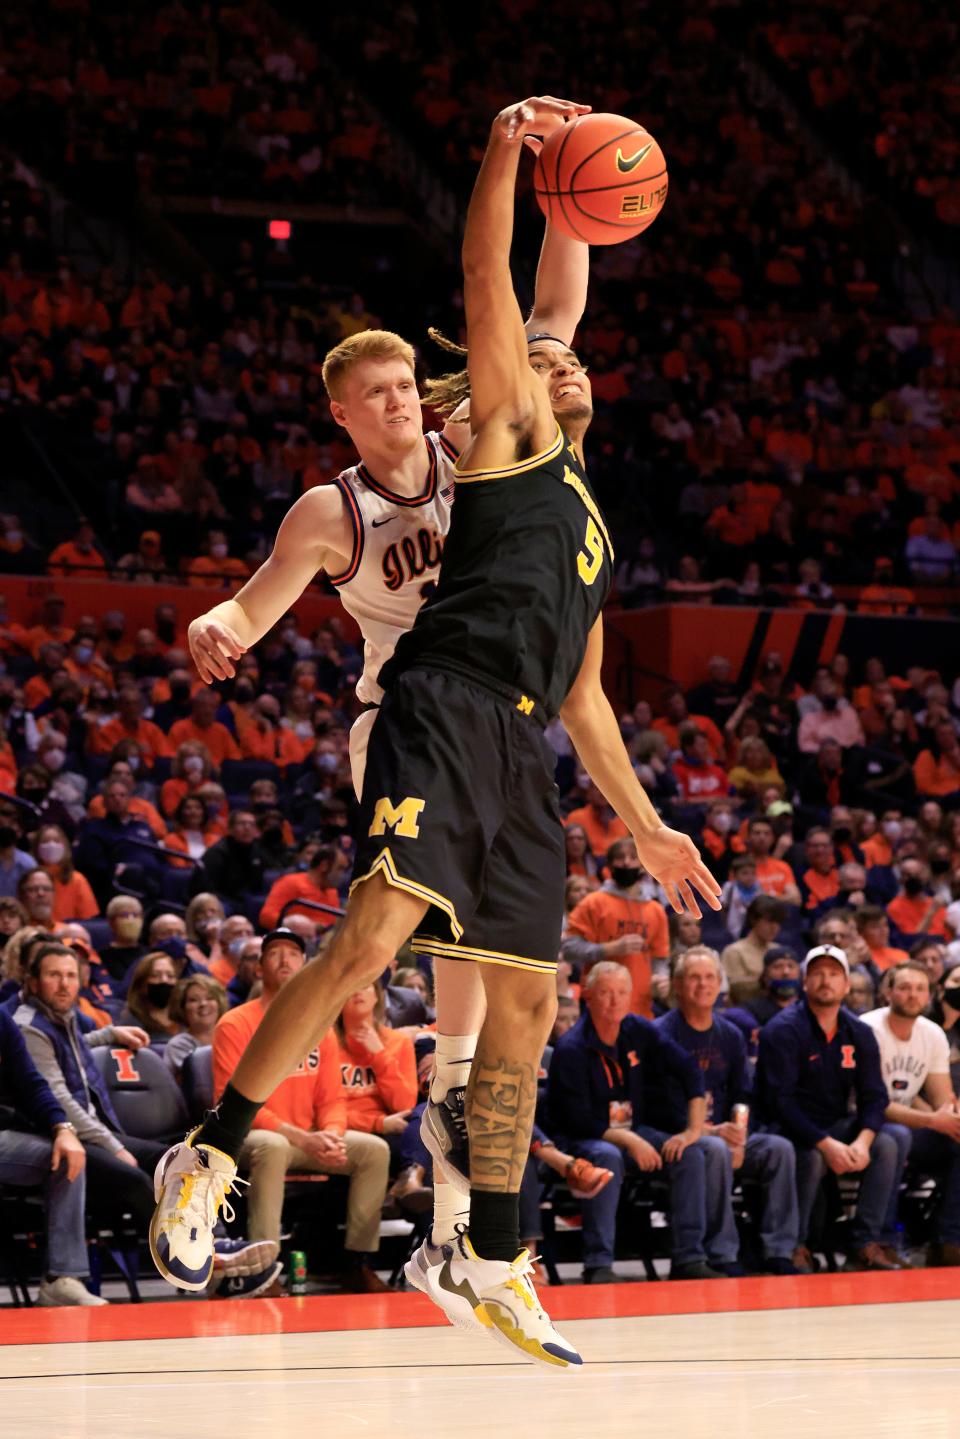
[560, 618, 722, 917]
[187, 486, 349, 684]
[462, 96, 589, 444]
[526, 218, 589, 349]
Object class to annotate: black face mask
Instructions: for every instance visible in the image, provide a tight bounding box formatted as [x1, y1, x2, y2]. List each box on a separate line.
[146, 981, 175, 1008]
[903, 876, 924, 897]
[170, 683, 191, 702]
[930, 859, 951, 876]
[157, 620, 176, 644]
[234, 685, 255, 703]
[611, 865, 641, 888]
[944, 985, 960, 1011]
[0, 826, 18, 848]
[821, 695, 838, 712]
[833, 826, 852, 845]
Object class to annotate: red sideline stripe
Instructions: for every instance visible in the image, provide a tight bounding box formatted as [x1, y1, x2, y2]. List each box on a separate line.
[3, 1269, 959, 1347]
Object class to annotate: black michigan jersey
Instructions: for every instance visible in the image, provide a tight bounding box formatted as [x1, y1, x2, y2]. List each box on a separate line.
[380, 424, 613, 717]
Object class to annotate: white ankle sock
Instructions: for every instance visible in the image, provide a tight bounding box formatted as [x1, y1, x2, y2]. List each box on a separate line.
[430, 1031, 478, 1103]
[431, 1179, 470, 1246]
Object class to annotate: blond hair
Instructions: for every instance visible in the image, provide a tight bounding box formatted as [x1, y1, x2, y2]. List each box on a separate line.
[321, 329, 416, 401]
[421, 327, 470, 416]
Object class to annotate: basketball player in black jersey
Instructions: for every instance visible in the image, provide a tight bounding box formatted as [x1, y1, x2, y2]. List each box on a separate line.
[151, 94, 720, 1368]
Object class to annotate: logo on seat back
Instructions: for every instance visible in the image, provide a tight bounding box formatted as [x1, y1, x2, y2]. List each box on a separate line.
[110, 1049, 140, 1083]
[368, 796, 425, 839]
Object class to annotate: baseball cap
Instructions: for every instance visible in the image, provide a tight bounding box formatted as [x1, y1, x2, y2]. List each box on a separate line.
[762, 944, 798, 970]
[261, 926, 307, 959]
[802, 944, 850, 978]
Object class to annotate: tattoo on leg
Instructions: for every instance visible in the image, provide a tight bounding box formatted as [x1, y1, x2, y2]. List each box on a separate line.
[466, 1054, 537, 1192]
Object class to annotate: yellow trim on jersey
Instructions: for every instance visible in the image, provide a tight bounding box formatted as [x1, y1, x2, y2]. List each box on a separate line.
[453, 424, 565, 482]
[562, 464, 614, 561]
[349, 848, 463, 942]
[411, 936, 557, 974]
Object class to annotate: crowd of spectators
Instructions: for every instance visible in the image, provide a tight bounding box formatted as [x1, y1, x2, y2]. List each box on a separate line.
[0, 0, 959, 1303]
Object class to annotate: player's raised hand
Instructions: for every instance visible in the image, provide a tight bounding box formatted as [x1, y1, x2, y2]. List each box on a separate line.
[496, 96, 591, 144]
[632, 825, 723, 918]
[188, 614, 246, 684]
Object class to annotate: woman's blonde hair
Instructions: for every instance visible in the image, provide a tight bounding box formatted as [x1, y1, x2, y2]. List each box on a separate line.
[420, 328, 470, 416]
[170, 972, 228, 1028]
[321, 329, 416, 401]
[334, 978, 387, 1038]
[1, 925, 47, 985]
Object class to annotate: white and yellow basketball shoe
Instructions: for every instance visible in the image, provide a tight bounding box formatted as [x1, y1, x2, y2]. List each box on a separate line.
[424, 1231, 582, 1369]
[149, 1130, 245, 1291]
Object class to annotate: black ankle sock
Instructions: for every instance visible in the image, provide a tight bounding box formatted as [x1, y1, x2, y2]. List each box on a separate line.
[195, 1083, 262, 1161]
[468, 1189, 520, 1262]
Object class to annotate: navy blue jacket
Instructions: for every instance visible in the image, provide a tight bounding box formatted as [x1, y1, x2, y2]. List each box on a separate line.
[755, 997, 887, 1147]
[12, 999, 122, 1134]
[0, 1008, 67, 1133]
[653, 1010, 751, 1132]
[547, 1009, 703, 1141]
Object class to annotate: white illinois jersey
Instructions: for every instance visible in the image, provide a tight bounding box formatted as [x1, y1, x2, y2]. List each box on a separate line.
[327, 429, 457, 714]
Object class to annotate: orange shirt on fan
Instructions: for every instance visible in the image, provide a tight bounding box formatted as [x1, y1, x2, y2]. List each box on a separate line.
[886, 895, 948, 938]
[565, 889, 669, 1020]
[213, 1000, 346, 1135]
[563, 805, 628, 859]
[46, 869, 99, 922]
[168, 717, 241, 767]
[335, 1027, 417, 1134]
[237, 719, 314, 768]
[755, 856, 798, 899]
[259, 873, 341, 930]
[88, 716, 172, 765]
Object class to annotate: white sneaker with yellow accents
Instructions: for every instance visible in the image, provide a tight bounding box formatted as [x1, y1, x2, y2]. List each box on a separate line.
[424, 1231, 582, 1369]
[149, 1130, 246, 1291]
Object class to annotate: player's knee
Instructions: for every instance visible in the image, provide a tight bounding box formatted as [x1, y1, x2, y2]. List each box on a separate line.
[327, 936, 393, 994]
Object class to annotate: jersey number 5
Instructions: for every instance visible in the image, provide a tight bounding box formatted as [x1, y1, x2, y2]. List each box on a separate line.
[577, 517, 605, 586]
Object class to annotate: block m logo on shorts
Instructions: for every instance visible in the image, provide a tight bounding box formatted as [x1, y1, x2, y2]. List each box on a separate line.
[368, 796, 426, 839]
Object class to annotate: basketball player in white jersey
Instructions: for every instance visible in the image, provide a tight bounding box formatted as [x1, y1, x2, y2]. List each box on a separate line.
[183, 221, 588, 1278]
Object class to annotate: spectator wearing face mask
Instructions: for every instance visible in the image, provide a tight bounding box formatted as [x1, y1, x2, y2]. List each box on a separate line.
[694, 800, 741, 882]
[30, 824, 98, 920]
[259, 841, 347, 931]
[725, 945, 802, 1057]
[186, 530, 250, 588]
[184, 892, 226, 958]
[193, 809, 268, 903]
[719, 856, 765, 940]
[887, 859, 949, 940]
[159, 742, 216, 818]
[206, 914, 256, 988]
[797, 678, 866, 754]
[561, 838, 670, 1020]
[861, 811, 904, 872]
[152, 670, 197, 733]
[119, 951, 180, 1040]
[168, 689, 241, 768]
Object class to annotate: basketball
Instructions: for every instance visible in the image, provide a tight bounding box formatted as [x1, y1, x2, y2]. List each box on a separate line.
[533, 112, 668, 245]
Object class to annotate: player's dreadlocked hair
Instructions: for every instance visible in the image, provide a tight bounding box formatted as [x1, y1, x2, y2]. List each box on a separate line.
[421, 327, 470, 416]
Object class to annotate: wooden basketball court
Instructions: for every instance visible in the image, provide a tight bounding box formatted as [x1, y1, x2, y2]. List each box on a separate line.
[2, 1271, 958, 1438]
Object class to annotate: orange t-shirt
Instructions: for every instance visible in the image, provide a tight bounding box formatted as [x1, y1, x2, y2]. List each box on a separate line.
[886, 895, 948, 937]
[259, 873, 342, 930]
[237, 719, 314, 768]
[565, 890, 669, 1019]
[755, 856, 798, 899]
[88, 717, 172, 764]
[168, 717, 241, 767]
[335, 1027, 417, 1134]
[861, 834, 893, 870]
[802, 868, 840, 909]
[213, 1000, 346, 1134]
[563, 805, 628, 858]
[867, 943, 910, 973]
[651, 713, 725, 759]
[914, 749, 960, 798]
[47, 869, 99, 922]
[48, 542, 106, 576]
[186, 556, 250, 588]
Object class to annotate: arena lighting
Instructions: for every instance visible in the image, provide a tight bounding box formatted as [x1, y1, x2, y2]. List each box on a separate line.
[268, 218, 291, 241]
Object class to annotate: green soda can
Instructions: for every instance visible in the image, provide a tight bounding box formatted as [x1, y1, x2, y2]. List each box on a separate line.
[289, 1250, 307, 1295]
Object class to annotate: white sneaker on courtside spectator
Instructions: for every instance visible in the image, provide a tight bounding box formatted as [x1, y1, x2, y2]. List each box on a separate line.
[150, 1130, 245, 1291]
[36, 1275, 108, 1307]
[424, 1231, 582, 1369]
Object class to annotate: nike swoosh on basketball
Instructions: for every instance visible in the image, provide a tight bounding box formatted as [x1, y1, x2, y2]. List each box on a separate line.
[372, 515, 397, 528]
[616, 141, 654, 173]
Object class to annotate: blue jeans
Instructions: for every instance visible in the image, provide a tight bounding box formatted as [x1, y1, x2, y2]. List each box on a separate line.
[0, 1129, 89, 1277]
[739, 1132, 800, 1259]
[793, 1117, 901, 1249]
[882, 1123, 960, 1246]
[568, 1128, 736, 1268]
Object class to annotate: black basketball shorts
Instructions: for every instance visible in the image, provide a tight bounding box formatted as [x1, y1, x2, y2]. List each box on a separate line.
[350, 667, 565, 975]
